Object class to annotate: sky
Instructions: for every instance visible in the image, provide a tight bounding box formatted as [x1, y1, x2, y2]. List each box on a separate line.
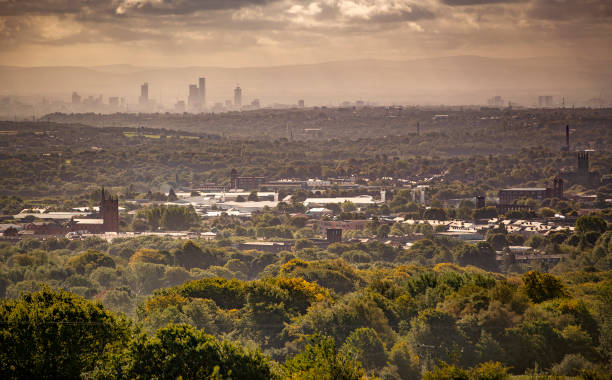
[0, 0, 611, 67]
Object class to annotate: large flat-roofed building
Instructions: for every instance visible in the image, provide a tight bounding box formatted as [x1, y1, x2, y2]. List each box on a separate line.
[230, 169, 266, 190]
[499, 188, 552, 204]
[498, 177, 563, 204]
[318, 220, 369, 231]
[260, 180, 307, 190]
[303, 195, 378, 208]
[238, 241, 292, 253]
[326, 228, 342, 243]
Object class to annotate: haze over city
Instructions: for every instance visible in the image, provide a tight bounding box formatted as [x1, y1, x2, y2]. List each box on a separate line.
[1, 0, 611, 110]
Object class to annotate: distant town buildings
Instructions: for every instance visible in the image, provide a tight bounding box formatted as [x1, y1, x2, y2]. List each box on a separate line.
[487, 96, 504, 107]
[188, 84, 199, 109]
[18, 188, 120, 235]
[139, 83, 149, 106]
[6, 85, 610, 122]
[187, 77, 206, 111]
[498, 177, 564, 204]
[538, 95, 553, 108]
[303, 195, 378, 208]
[68, 91, 124, 113]
[73, 188, 119, 233]
[564, 151, 601, 187]
[83, 95, 103, 107]
[64, 76, 269, 115]
[199, 77, 206, 106]
[174, 100, 185, 113]
[234, 86, 242, 108]
[72, 92, 81, 105]
[230, 168, 265, 190]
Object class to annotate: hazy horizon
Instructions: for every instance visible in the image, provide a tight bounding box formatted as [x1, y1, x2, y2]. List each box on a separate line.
[1, 1, 611, 109]
[1, 55, 611, 109]
[4, 54, 611, 70]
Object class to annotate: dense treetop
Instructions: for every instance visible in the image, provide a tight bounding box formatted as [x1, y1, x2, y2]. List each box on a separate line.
[0, 216, 611, 378]
[0, 115, 609, 198]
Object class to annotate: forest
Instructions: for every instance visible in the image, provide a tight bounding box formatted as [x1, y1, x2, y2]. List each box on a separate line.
[0, 117, 610, 200]
[1, 212, 611, 379]
[41, 107, 612, 143]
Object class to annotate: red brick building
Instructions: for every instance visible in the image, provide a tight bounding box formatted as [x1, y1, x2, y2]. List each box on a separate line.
[498, 177, 563, 205]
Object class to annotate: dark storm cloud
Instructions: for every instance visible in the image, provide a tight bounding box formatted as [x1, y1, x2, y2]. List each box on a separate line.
[0, 0, 111, 15]
[441, 0, 523, 5]
[366, 7, 435, 23]
[0, 0, 278, 16]
[528, 0, 612, 21]
[115, 0, 277, 15]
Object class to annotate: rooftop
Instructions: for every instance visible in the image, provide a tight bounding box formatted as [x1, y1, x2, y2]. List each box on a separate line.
[501, 188, 547, 191]
[304, 195, 377, 206]
[15, 211, 87, 220]
[74, 219, 104, 224]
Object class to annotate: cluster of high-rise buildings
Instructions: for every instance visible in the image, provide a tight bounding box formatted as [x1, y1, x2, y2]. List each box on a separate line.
[187, 78, 206, 111]
[538, 95, 554, 108]
[138, 77, 250, 113]
[484, 95, 568, 109]
[71, 91, 126, 112]
[68, 76, 253, 114]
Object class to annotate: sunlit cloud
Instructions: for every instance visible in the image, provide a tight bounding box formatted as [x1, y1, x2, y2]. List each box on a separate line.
[0, 0, 609, 66]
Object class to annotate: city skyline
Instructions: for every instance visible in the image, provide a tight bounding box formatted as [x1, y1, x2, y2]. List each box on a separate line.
[2, 55, 611, 109]
[0, 1, 611, 113]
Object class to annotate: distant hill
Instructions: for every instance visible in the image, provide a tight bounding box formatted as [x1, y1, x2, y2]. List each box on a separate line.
[0, 56, 610, 106]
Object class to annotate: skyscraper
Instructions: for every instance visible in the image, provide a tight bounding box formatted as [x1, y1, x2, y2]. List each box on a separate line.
[188, 84, 200, 109]
[198, 77, 206, 106]
[139, 83, 149, 105]
[72, 92, 81, 105]
[234, 85, 242, 108]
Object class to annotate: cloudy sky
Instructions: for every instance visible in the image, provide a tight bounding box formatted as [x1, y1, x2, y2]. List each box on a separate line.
[0, 0, 610, 67]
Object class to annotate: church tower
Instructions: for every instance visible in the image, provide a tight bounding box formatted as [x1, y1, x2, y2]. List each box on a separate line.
[100, 187, 119, 233]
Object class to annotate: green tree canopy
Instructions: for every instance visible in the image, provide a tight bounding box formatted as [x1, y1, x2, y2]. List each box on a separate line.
[284, 334, 364, 380]
[522, 271, 566, 303]
[118, 324, 273, 380]
[0, 286, 131, 379]
[341, 327, 387, 370]
[575, 215, 607, 235]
